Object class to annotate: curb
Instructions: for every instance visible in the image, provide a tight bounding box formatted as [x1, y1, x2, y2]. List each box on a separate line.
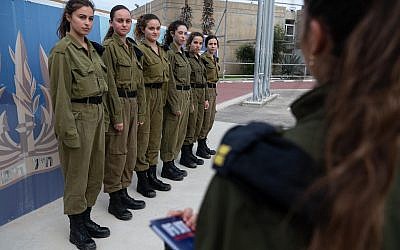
[216, 93, 253, 111]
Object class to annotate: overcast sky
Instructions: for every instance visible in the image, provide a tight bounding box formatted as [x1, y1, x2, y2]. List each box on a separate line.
[94, 0, 304, 12]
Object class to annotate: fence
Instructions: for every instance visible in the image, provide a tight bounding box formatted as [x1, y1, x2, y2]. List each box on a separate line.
[222, 62, 312, 80]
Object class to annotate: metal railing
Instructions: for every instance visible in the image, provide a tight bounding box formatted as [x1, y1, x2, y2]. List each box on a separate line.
[221, 62, 312, 80]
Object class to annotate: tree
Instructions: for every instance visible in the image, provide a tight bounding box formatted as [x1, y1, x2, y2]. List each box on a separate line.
[180, 0, 193, 28]
[235, 44, 255, 75]
[202, 0, 215, 35]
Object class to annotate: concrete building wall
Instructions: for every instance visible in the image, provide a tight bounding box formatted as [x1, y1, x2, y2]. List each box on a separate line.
[132, 0, 300, 75]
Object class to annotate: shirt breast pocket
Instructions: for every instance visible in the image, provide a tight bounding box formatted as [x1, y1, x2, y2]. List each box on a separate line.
[72, 64, 97, 97]
[116, 58, 132, 83]
[174, 61, 188, 83]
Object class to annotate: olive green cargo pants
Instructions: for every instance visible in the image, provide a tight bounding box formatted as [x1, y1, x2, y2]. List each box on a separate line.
[160, 90, 191, 162]
[184, 88, 206, 145]
[199, 87, 216, 139]
[59, 102, 104, 215]
[104, 97, 138, 193]
[135, 88, 163, 171]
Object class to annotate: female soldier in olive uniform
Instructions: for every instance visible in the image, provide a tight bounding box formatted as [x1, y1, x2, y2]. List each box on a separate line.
[102, 5, 146, 221]
[199, 35, 219, 156]
[49, 0, 109, 249]
[195, 1, 400, 250]
[134, 14, 171, 198]
[160, 20, 192, 181]
[180, 32, 209, 168]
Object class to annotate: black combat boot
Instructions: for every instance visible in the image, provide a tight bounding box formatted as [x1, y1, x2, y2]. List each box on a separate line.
[196, 139, 211, 159]
[189, 143, 204, 165]
[148, 165, 171, 191]
[179, 145, 197, 168]
[161, 161, 184, 181]
[170, 160, 188, 177]
[136, 171, 156, 198]
[108, 191, 133, 221]
[120, 188, 146, 210]
[203, 138, 216, 155]
[82, 207, 110, 238]
[68, 213, 96, 250]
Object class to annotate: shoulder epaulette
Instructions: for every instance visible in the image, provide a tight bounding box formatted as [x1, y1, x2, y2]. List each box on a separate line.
[52, 39, 70, 53]
[213, 122, 317, 213]
[103, 38, 112, 46]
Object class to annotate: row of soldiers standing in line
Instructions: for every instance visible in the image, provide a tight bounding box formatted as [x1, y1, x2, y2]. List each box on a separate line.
[48, 1, 220, 249]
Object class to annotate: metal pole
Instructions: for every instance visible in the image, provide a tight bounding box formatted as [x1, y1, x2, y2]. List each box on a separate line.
[252, 0, 264, 101]
[222, 0, 228, 80]
[259, 0, 269, 99]
[261, 0, 274, 99]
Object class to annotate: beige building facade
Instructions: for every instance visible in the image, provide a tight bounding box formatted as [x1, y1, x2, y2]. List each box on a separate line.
[132, 0, 301, 75]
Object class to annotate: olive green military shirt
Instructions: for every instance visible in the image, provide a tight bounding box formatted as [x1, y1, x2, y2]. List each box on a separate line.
[201, 52, 219, 83]
[102, 33, 146, 123]
[137, 40, 169, 104]
[49, 33, 108, 148]
[137, 40, 169, 84]
[187, 52, 209, 101]
[166, 43, 192, 114]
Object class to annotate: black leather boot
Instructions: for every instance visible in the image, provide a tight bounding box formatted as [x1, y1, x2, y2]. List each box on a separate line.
[170, 161, 187, 177]
[108, 191, 132, 221]
[68, 213, 96, 250]
[189, 143, 204, 165]
[148, 165, 171, 191]
[161, 161, 184, 181]
[136, 171, 156, 198]
[179, 145, 197, 168]
[203, 138, 216, 155]
[120, 188, 146, 210]
[196, 139, 211, 159]
[82, 207, 110, 238]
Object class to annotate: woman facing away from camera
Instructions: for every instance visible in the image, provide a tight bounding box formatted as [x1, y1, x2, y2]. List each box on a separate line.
[101, 4, 146, 221]
[169, 0, 400, 249]
[49, 0, 110, 249]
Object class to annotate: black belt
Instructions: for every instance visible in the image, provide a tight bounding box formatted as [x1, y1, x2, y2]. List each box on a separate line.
[71, 96, 102, 104]
[176, 85, 191, 91]
[145, 83, 163, 89]
[117, 88, 137, 98]
[207, 83, 217, 88]
[191, 83, 206, 88]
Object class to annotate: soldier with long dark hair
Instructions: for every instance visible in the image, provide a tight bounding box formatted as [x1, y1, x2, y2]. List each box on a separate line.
[49, 0, 110, 249]
[160, 20, 192, 180]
